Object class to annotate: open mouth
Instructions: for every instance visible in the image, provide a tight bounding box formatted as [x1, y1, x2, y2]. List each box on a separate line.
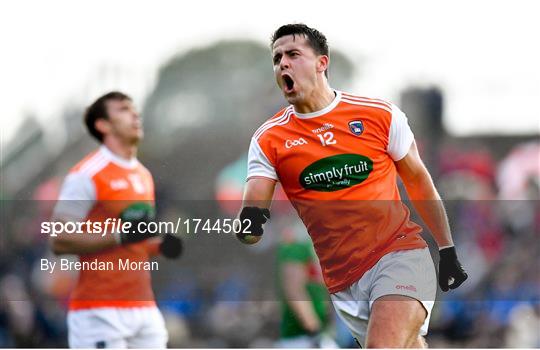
[282, 74, 295, 93]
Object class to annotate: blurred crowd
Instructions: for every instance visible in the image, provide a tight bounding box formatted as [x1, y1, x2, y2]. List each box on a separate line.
[421, 141, 540, 348]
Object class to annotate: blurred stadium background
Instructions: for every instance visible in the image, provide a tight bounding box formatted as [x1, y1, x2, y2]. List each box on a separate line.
[1, 0, 539, 347]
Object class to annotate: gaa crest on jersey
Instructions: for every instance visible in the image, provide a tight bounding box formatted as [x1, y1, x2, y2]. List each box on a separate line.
[348, 120, 364, 136]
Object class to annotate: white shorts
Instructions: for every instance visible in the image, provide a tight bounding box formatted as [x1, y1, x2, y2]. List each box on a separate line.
[330, 248, 437, 347]
[67, 306, 168, 348]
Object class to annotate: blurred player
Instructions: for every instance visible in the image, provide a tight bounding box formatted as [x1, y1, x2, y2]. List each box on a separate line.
[238, 24, 468, 348]
[276, 223, 336, 348]
[51, 92, 182, 348]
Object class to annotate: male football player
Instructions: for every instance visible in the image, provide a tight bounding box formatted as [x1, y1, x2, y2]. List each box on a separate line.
[238, 24, 467, 348]
[51, 92, 181, 348]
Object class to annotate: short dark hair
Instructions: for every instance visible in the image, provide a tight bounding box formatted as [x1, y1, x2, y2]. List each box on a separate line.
[271, 23, 329, 76]
[84, 91, 131, 142]
[271, 23, 329, 56]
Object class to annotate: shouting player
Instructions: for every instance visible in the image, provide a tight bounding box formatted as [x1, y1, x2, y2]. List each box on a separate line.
[51, 92, 181, 348]
[238, 24, 467, 348]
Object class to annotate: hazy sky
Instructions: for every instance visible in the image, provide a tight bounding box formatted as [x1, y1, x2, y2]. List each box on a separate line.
[1, 0, 539, 147]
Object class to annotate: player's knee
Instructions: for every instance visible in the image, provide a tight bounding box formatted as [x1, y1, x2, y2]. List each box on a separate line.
[365, 329, 411, 348]
[409, 335, 428, 348]
[366, 333, 424, 348]
[366, 337, 404, 348]
[419, 335, 428, 348]
[365, 338, 385, 348]
[365, 314, 424, 348]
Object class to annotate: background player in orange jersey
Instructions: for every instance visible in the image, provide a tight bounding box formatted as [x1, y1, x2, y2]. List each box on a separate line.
[50, 92, 182, 348]
[238, 24, 468, 348]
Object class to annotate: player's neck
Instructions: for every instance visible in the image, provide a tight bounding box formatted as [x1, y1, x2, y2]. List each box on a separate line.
[102, 138, 138, 161]
[293, 84, 335, 114]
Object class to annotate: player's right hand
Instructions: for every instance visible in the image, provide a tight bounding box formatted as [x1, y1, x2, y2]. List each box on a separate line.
[117, 202, 158, 245]
[236, 206, 270, 244]
[438, 246, 468, 291]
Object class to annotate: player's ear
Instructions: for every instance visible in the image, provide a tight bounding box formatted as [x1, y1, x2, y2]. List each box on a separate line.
[317, 55, 329, 75]
[95, 118, 111, 136]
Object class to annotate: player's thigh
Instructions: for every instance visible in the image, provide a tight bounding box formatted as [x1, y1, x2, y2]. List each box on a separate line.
[126, 307, 168, 348]
[410, 335, 428, 348]
[366, 294, 426, 348]
[67, 308, 128, 348]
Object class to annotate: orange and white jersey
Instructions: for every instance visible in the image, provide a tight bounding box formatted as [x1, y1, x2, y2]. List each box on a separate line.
[53, 145, 158, 310]
[247, 91, 427, 293]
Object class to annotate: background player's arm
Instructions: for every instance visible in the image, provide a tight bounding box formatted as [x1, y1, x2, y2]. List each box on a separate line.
[395, 140, 453, 248]
[50, 227, 118, 255]
[51, 229, 179, 257]
[282, 262, 321, 333]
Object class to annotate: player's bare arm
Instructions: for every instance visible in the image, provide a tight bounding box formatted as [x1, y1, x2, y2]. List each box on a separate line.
[242, 177, 276, 208]
[395, 140, 453, 248]
[395, 140, 468, 291]
[49, 225, 165, 256]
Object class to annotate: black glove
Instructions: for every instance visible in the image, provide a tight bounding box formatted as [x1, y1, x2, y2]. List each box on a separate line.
[438, 246, 468, 291]
[117, 203, 158, 245]
[159, 234, 183, 259]
[236, 206, 270, 240]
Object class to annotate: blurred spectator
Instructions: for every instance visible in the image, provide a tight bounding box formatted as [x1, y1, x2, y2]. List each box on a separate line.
[505, 302, 540, 347]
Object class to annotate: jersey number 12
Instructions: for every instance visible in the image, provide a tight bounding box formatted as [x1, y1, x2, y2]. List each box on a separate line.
[317, 132, 336, 146]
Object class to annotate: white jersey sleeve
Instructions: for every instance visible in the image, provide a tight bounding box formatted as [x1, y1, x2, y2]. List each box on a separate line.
[52, 172, 96, 221]
[246, 138, 278, 181]
[388, 104, 415, 161]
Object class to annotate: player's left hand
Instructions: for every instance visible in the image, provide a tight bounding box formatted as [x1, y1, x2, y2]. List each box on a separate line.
[438, 246, 468, 291]
[159, 234, 183, 259]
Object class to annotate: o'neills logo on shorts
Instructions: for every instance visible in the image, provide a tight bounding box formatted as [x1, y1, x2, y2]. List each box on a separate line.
[299, 154, 373, 192]
[395, 284, 417, 292]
